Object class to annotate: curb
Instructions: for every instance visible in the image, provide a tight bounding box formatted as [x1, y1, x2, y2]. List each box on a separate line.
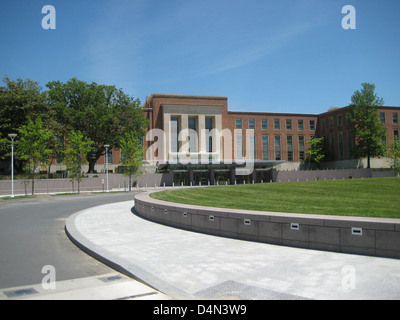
[64, 202, 193, 300]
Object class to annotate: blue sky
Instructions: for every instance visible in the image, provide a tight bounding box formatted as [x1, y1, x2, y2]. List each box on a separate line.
[1, 0, 399, 114]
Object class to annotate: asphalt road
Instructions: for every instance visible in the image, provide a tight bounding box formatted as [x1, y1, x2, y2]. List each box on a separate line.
[0, 192, 136, 289]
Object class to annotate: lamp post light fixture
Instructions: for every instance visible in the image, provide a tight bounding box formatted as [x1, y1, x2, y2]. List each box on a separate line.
[8, 133, 17, 198]
[104, 144, 110, 192]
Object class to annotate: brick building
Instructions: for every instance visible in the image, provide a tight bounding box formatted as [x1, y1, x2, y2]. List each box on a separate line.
[140, 94, 399, 163]
[128, 94, 399, 185]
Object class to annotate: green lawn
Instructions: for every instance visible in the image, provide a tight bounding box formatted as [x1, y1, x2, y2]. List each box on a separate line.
[150, 177, 400, 219]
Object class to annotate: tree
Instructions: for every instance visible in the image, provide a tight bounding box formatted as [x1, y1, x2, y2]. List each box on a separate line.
[346, 83, 386, 168]
[46, 78, 149, 173]
[306, 137, 330, 168]
[387, 139, 400, 176]
[16, 118, 54, 195]
[64, 130, 93, 194]
[0, 76, 52, 169]
[120, 132, 145, 191]
[0, 134, 7, 159]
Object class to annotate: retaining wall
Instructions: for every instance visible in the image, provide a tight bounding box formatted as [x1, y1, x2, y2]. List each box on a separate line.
[134, 190, 400, 259]
[0, 173, 173, 196]
[274, 168, 395, 182]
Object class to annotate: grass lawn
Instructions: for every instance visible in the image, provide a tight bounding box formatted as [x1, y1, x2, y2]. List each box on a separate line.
[150, 177, 400, 219]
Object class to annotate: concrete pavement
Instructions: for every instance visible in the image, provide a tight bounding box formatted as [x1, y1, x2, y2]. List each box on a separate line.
[0, 272, 169, 300]
[66, 199, 400, 300]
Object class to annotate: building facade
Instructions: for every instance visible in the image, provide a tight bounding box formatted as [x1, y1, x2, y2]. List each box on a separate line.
[124, 93, 399, 185]
[141, 94, 400, 165]
[141, 94, 321, 165]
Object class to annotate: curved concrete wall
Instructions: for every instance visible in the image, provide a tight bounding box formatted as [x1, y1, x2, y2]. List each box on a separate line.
[134, 190, 400, 259]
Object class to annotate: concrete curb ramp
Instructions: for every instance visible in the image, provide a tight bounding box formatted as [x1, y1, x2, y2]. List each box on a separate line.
[65, 199, 400, 300]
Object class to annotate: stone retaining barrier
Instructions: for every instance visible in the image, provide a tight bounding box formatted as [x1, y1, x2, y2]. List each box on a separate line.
[134, 189, 400, 259]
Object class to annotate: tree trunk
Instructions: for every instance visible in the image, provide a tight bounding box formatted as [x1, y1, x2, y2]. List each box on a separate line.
[87, 148, 103, 173]
[47, 163, 52, 179]
[367, 145, 371, 169]
[88, 158, 97, 174]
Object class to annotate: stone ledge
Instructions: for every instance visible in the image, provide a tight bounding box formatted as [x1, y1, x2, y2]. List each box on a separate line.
[134, 190, 400, 259]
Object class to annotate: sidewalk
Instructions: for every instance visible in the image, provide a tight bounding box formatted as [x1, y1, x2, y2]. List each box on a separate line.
[66, 199, 400, 300]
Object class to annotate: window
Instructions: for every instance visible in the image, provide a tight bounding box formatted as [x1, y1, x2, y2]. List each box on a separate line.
[347, 130, 353, 158]
[329, 133, 335, 155]
[338, 132, 344, 160]
[262, 118, 268, 130]
[286, 119, 292, 130]
[380, 112, 386, 124]
[329, 117, 334, 129]
[262, 135, 269, 160]
[321, 119, 326, 131]
[274, 135, 281, 160]
[249, 118, 255, 129]
[274, 119, 280, 130]
[298, 120, 304, 130]
[106, 148, 113, 164]
[299, 136, 305, 161]
[170, 116, 180, 153]
[393, 113, 399, 125]
[236, 118, 242, 129]
[206, 117, 214, 153]
[394, 130, 399, 141]
[236, 135, 243, 159]
[250, 135, 256, 160]
[337, 115, 342, 127]
[188, 116, 197, 152]
[287, 136, 293, 162]
[309, 120, 315, 131]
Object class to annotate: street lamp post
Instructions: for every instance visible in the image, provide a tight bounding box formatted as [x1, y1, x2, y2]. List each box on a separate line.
[8, 134, 17, 198]
[104, 144, 110, 192]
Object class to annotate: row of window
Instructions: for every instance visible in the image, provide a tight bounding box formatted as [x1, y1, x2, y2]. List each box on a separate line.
[380, 112, 399, 124]
[80, 130, 400, 166]
[235, 118, 316, 131]
[321, 112, 399, 131]
[235, 135, 307, 162]
[321, 115, 346, 130]
[171, 115, 214, 153]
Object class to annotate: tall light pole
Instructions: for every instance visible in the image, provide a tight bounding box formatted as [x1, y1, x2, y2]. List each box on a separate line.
[8, 134, 17, 198]
[104, 144, 110, 192]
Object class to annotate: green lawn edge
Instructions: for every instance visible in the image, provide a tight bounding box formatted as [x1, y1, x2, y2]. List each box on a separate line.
[150, 177, 400, 219]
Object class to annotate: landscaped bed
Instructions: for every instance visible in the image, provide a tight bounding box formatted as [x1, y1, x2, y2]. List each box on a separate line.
[150, 177, 400, 219]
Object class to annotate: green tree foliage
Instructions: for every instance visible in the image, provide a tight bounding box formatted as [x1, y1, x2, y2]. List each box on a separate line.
[46, 78, 149, 173]
[64, 130, 93, 193]
[0, 76, 51, 142]
[346, 83, 386, 168]
[387, 140, 400, 176]
[0, 134, 7, 159]
[16, 118, 54, 195]
[0, 76, 52, 164]
[306, 136, 330, 168]
[120, 132, 145, 191]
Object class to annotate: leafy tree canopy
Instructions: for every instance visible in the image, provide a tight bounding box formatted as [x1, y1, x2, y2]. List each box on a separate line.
[46, 78, 149, 172]
[346, 83, 386, 168]
[0, 76, 51, 158]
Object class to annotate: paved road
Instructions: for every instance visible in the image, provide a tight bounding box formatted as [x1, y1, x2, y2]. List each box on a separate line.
[0, 193, 137, 289]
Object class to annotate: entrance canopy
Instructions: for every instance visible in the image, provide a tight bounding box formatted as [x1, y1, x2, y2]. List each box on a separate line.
[158, 160, 284, 186]
[157, 160, 285, 173]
